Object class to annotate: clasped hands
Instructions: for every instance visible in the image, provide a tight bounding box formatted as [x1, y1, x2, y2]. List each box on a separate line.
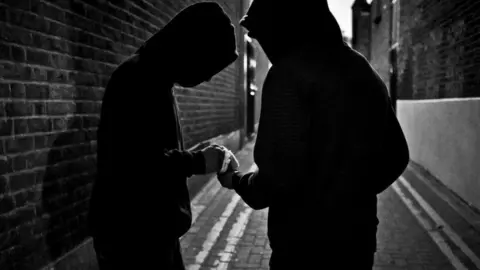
[200, 144, 239, 189]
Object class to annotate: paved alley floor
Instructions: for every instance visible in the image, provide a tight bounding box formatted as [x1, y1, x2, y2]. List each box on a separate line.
[180, 140, 480, 270]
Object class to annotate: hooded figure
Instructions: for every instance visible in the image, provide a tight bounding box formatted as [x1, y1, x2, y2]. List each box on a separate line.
[217, 0, 408, 269]
[87, 3, 238, 269]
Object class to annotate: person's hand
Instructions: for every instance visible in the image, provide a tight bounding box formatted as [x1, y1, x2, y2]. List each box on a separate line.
[218, 153, 240, 189]
[228, 152, 239, 171]
[200, 144, 226, 174]
[219, 148, 239, 174]
[217, 165, 236, 189]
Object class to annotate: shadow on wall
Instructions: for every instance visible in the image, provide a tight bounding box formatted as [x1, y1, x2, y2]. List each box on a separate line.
[398, 46, 413, 100]
[0, 0, 132, 269]
[38, 1, 122, 269]
[41, 110, 95, 263]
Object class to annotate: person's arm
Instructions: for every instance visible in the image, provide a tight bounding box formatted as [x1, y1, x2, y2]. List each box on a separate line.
[230, 169, 270, 210]
[226, 63, 313, 209]
[162, 149, 206, 178]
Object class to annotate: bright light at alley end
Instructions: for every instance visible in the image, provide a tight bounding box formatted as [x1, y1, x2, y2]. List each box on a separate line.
[246, 34, 257, 97]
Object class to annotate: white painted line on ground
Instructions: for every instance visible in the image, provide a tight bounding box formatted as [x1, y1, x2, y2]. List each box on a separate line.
[407, 165, 480, 229]
[397, 97, 480, 103]
[213, 203, 254, 270]
[189, 160, 255, 226]
[191, 175, 217, 205]
[180, 176, 220, 242]
[190, 178, 222, 225]
[399, 176, 480, 269]
[391, 182, 469, 270]
[187, 193, 242, 270]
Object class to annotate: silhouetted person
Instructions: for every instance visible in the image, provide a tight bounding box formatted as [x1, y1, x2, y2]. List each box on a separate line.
[87, 3, 238, 269]
[217, 0, 409, 269]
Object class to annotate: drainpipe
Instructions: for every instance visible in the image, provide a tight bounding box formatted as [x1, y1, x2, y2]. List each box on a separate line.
[389, 0, 398, 114]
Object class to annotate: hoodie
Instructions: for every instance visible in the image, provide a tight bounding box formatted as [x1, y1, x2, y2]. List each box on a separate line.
[230, 0, 395, 267]
[239, 0, 346, 64]
[88, 2, 238, 250]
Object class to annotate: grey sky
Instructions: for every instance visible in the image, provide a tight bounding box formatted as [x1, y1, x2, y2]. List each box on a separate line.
[327, 0, 356, 38]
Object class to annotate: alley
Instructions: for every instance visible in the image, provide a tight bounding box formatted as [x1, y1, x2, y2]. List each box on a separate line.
[180, 140, 480, 270]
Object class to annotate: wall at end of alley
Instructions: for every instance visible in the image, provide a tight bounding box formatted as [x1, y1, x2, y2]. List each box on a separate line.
[397, 99, 480, 210]
[355, 0, 480, 210]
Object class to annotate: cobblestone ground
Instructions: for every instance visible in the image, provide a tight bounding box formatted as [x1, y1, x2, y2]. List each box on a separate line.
[180, 141, 459, 270]
[373, 188, 455, 270]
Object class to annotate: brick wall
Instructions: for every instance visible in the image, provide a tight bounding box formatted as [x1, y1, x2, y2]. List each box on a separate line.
[369, 0, 391, 88]
[397, 0, 480, 99]
[354, 17, 372, 59]
[0, 0, 245, 269]
[362, 0, 480, 100]
[351, 0, 371, 60]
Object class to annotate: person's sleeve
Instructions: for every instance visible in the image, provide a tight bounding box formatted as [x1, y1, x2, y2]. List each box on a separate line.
[162, 149, 206, 178]
[230, 169, 271, 210]
[230, 64, 314, 210]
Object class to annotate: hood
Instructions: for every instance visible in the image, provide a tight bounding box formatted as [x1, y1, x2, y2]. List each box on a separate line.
[240, 0, 346, 64]
[135, 2, 238, 85]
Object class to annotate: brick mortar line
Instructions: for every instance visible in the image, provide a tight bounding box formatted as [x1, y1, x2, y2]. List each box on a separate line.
[96, 1, 159, 36]
[0, 40, 120, 69]
[0, 8, 138, 56]
[134, 0, 175, 24]
[0, 59, 113, 79]
[175, 87, 238, 95]
[26, 1, 144, 45]
[0, 79, 106, 91]
[1, 149, 96, 171]
[176, 90, 238, 98]
[128, 1, 167, 27]
[0, 127, 98, 140]
[0, 116, 99, 123]
[0, 99, 101, 103]
[181, 109, 237, 114]
[181, 116, 236, 123]
[182, 117, 237, 125]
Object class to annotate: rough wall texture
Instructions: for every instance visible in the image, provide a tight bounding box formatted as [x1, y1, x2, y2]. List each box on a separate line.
[365, 0, 480, 100]
[0, 0, 245, 269]
[354, 13, 372, 60]
[354, 0, 480, 209]
[397, 0, 480, 99]
[369, 0, 392, 89]
[351, 1, 372, 60]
